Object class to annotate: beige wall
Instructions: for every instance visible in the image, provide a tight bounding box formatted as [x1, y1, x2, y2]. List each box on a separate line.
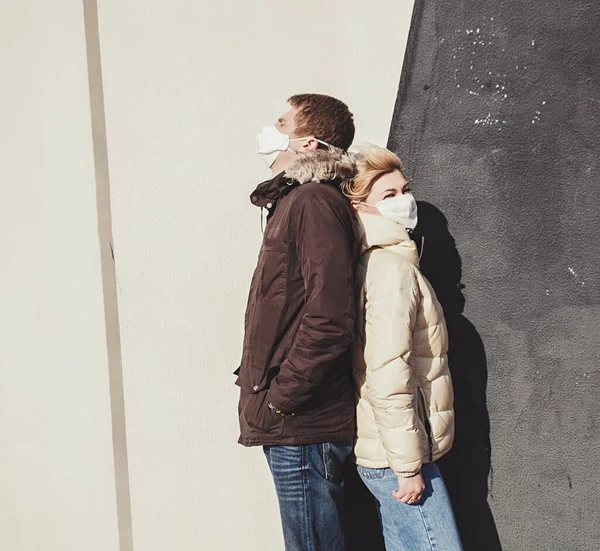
[0, 2, 119, 550]
[1, 1, 414, 549]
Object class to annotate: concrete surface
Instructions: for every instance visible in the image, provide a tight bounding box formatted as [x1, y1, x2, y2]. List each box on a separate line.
[389, 1, 600, 549]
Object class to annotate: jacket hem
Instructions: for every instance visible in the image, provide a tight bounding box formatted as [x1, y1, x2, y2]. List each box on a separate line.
[239, 429, 355, 448]
[354, 448, 450, 472]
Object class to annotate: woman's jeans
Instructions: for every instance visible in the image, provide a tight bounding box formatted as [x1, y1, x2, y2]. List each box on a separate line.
[357, 462, 463, 551]
[264, 442, 353, 551]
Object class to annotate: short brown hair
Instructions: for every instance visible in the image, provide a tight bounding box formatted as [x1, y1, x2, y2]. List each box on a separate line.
[341, 144, 404, 201]
[288, 94, 355, 151]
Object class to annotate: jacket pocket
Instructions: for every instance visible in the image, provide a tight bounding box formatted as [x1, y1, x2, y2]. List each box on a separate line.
[241, 388, 284, 436]
[237, 362, 283, 435]
[257, 249, 287, 306]
[235, 360, 279, 394]
[417, 387, 433, 462]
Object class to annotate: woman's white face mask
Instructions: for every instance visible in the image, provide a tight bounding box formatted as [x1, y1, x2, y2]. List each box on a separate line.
[256, 125, 332, 168]
[361, 193, 418, 230]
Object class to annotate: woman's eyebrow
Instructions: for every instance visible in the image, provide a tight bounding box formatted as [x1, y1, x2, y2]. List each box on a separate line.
[380, 188, 397, 196]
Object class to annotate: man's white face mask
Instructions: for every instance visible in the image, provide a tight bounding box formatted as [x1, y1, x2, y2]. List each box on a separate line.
[361, 193, 418, 230]
[256, 125, 332, 168]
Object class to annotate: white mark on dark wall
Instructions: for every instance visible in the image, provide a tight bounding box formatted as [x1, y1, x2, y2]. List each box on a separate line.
[532, 101, 547, 124]
[568, 266, 587, 286]
[450, 22, 528, 125]
[475, 114, 507, 127]
[451, 23, 512, 106]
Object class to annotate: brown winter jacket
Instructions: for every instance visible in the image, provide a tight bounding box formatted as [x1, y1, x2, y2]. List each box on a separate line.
[236, 149, 359, 447]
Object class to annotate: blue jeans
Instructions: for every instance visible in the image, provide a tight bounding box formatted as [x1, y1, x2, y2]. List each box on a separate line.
[357, 462, 463, 551]
[264, 442, 353, 551]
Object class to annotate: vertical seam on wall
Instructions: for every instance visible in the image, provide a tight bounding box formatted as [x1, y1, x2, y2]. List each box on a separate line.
[82, 2, 134, 550]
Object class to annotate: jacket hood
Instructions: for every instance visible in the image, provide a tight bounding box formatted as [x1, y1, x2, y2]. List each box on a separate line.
[357, 212, 419, 267]
[285, 148, 357, 185]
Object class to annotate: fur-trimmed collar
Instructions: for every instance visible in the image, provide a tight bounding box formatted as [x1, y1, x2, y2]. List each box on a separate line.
[285, 148, 357, 184]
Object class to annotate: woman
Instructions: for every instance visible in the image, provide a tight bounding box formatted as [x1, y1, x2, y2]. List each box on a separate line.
[342, 145, 463, 551]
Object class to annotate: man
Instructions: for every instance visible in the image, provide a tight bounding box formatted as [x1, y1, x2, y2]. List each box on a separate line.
[235, 94, 359, 551]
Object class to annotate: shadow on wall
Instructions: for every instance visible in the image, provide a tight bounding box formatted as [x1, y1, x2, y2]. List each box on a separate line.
[344, 201, 503, 551]
[417, 201, 502, 551]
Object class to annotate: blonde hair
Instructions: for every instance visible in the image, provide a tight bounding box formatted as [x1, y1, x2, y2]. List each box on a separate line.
[341, 144, 404, 202]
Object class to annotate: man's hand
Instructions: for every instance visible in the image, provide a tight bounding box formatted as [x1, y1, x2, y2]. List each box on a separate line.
[392, 472, 425, 505]
[267, 400, 295, 417]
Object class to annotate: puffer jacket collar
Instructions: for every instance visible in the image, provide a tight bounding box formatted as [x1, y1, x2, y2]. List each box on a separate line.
[357, 212, 420, 267]
[250, 148, 357, 208]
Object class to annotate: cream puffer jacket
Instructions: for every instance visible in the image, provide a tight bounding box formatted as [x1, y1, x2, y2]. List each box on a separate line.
[352, 212, 455, 481]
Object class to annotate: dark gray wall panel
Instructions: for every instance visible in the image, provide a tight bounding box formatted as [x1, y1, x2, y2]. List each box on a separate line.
[388, 1, 600, 550]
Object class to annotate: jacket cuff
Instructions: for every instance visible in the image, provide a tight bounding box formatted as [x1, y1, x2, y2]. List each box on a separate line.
[396, 469, 422, 480]
[267, 399, 294, 416]
[266, 386, 297, 414]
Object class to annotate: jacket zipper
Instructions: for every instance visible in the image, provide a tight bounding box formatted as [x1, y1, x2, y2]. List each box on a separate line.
[418, 387, 434, 462]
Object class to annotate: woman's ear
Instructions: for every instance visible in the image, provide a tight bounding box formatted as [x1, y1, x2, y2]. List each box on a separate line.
[354, 201, 381, 216]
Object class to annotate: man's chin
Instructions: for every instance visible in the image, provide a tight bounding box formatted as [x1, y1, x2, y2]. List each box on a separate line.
[271, 152, 296, 176]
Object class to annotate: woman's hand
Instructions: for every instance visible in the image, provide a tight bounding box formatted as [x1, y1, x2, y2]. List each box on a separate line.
[393, 472, 425, 505]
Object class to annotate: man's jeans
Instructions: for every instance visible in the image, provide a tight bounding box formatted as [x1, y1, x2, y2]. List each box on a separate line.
[264, 442, 353, 551]
[358, 462, 463, 551]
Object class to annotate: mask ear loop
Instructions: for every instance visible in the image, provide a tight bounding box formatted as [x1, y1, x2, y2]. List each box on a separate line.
[289, 137, 334, 150]
[408, 228, 425, 260]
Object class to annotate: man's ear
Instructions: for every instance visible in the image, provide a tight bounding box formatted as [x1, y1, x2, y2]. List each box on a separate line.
[303, 137, 320, 151]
